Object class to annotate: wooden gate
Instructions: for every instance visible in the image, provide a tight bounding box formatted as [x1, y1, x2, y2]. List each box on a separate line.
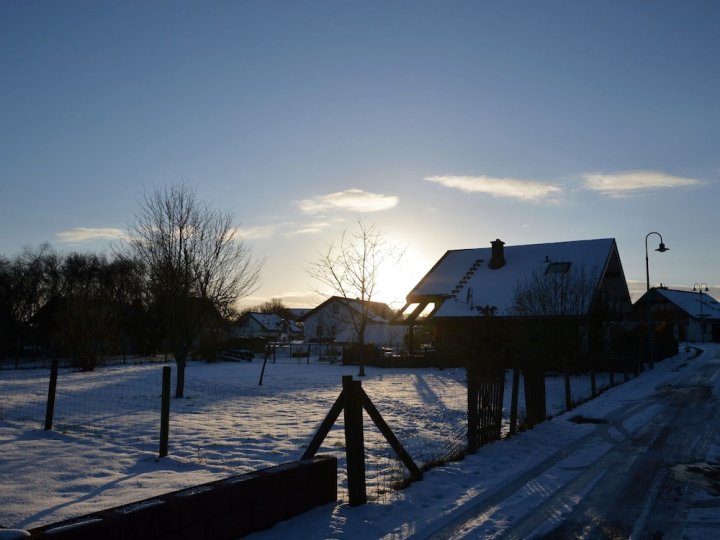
[467, 355, 506, 453]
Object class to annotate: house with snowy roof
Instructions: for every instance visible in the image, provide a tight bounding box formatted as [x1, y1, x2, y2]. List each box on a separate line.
[633, 286, 720, 343]
[232, 312, 302, 342]
[396, 238, 632, 362]
[298, 296, 407, 348]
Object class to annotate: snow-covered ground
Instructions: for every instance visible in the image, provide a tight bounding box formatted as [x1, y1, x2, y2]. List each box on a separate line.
[1, 345, 716, 538]
[1, 356, 470, 530]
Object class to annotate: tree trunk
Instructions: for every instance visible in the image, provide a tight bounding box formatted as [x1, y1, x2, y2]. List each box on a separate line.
[358, 321, 366, 376]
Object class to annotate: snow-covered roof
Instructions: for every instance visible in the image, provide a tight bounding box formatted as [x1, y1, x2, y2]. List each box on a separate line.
[299, 296, 395, 323]
[287, 308, 311, 320]
[653, 288, 720, 320]
[242, 312, 301, 333]
[405, 238, 622, 318]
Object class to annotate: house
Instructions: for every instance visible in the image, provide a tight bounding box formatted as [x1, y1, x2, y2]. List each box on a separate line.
[232, 312, 302, 342]
[396, 238, 632, 362]
[633, 286, 720, 343]
[298, 296, 407, 348]
[287, 308, 311, 321]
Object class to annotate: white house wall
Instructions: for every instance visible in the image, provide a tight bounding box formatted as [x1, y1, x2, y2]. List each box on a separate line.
[303, 301, 407, 347]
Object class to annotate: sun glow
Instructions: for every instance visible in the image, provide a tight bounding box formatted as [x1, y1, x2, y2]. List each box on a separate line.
[374, 248, 430, 309]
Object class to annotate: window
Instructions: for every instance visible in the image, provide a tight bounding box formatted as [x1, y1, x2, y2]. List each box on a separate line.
[545, 262, 571, 274]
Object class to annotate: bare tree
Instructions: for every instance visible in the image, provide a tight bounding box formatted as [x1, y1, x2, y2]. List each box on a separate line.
[307, 221, 403, 375]
[510, 262, 601, 420]
[511, 262, 600, 370]
[2, 244, 61, 362]
[127, 183, 263, 397]
[243, 297, 291, 319]
[55, 252, 115, 371]
[511, 263, 599, 319]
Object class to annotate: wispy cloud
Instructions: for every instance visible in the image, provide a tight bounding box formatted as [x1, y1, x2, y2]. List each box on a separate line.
[425, 175, 562, 201]
[56, 227, 128, 243]
[293, 222, 332, 235]
[297, 188, 399, 215]
[231, 225, 277, 240]
[582, 170, 703, 197]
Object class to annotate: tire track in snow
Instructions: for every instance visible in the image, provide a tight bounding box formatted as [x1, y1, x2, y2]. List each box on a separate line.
[416, 397, 659, 540]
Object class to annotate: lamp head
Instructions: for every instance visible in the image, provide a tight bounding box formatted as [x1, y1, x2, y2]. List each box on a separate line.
[655, 242, 668, 253]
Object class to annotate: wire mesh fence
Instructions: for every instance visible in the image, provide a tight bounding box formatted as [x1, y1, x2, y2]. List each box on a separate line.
[1, 353, 636, 503]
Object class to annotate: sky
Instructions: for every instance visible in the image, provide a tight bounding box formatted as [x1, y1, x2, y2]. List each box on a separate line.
[1, 0, 718, 309]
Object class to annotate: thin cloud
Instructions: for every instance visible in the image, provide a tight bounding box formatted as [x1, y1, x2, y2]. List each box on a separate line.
[582, 170, 703, 197]
[425, 175, 562, 201]
[293, 222, 332, 235]
[297, 188, 399, 215]
[56, 227, 128, 243]
[231, 225, 277, 240]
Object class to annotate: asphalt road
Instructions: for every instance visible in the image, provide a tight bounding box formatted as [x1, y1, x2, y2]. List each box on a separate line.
[426, 347, 720, 539]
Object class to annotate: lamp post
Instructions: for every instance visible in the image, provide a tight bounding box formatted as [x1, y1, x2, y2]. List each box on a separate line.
[644, 232, 669, 370]
[645, 232, 669, 291]
[693, 282, 709, 343]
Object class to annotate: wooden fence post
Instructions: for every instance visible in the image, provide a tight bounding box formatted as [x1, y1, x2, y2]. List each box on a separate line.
[342, 375, 366, 506]
[466, 362, 479, 453]
[44, 358, 59, 430]
[159, 366, 171, 458]
[509, 364, 520, 435]
[523, 364, 546, 428]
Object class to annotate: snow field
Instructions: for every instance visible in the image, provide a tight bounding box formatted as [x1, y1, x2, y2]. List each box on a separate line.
[1, 354, 640, 531]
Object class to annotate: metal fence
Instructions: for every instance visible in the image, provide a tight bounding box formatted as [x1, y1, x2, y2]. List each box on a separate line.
[1, 351, 640, 504]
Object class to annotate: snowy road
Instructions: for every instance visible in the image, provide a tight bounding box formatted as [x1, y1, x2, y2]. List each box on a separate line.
[421, 346, 720, 539]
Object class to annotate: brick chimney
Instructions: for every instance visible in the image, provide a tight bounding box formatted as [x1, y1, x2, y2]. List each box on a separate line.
[489, 239, 505, 269]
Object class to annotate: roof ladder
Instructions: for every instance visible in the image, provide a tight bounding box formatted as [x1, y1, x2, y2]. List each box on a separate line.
[451, 259, 484, 297]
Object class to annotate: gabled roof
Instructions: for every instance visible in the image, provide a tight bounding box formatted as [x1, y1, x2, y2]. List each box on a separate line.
[238, 312, 301, 333]
[644, 288, 720, 320]
[287, 308, 311, 321]
[401, 238, 628, 320]
[298, 296, 395, 323]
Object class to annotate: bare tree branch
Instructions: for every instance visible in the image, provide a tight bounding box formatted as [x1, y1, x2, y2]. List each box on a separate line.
[307, 220, 403, 376]
[126, 183, 264, 396]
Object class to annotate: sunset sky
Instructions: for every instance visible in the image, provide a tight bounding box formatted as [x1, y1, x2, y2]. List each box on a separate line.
[1, 1, 718, 309]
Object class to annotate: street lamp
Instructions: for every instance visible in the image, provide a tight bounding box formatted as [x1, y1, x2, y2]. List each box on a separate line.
[644, 232, 669, 370]
[645, 232, 669, 291]
[693, 282, 709, 342]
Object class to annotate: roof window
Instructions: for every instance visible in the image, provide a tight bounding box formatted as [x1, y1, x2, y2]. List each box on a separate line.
[545, 261, 571, 274]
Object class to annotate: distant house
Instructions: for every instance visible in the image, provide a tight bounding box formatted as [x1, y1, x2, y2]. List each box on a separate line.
[232, 312, 302, 342]
[396, 238, 632, 360]
[633, 287, 720, 343]
[287, 308, 311, 322]
[298, 296, 406, 348]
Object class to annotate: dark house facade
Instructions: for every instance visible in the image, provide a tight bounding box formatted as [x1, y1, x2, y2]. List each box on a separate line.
[396, 238, 632, 367]
[633, 286, 720, 343]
